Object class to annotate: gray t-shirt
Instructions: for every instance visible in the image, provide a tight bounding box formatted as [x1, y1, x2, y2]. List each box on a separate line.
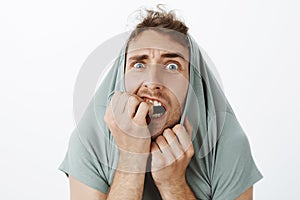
[59, 108, 262, 200]
[59, 34, 263, 200]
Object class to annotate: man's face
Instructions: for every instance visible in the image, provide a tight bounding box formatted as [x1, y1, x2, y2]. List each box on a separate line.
[125, 30, 190, 138]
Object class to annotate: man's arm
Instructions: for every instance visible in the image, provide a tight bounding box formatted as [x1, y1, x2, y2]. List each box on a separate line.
[69, 152, 148, 200]
[236, 186, 253, 200]
[151, 119, 196, 199]
[105, 152, 148, 200]
[69, 176, 107, 200]
[155, 178, 196, 200]
[69, 93, 151, 200]
[106, 172, 146, 199]
[69, 177, 254, 200]
[103, 92, 151, 199]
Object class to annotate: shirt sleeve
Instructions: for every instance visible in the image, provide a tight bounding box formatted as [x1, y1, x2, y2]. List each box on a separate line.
[58, 130, 110, 194]
[211, 113, 263, 200]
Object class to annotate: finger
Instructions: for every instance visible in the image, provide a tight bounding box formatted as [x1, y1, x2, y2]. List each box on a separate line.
[110, 91, 122, 107]
[184, 116, 193, 138]
[120, 93, 131, 113]
[127, 96, 141, 118]
[134, 102, 149, 125]
[155, 136, 175, 165]
[111, 92, 134, 130]
[150, 142, 164, 171]
[150, 141, 160, 153]
[111, 91, 127, 114]
[172, 124, 192, 152]
[163, 129, 184, 160]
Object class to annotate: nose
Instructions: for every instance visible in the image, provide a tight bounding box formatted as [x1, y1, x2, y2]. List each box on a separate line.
[142, 82, 162, 90]
[142, 65, 163, 90]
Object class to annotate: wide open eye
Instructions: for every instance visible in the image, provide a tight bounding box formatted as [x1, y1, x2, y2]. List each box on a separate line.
[165, 63, 178, 71]
[133, 62, 145, 69]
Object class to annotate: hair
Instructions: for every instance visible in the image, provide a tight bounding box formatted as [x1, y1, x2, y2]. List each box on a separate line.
[128, 5, 190, 47]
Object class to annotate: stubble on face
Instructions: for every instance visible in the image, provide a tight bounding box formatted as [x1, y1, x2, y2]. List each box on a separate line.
[124, 30, 190, 138]
[136, 85, 183, 138]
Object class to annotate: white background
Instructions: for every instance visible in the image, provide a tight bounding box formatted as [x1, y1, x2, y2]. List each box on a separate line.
[1, 0, 299, 199]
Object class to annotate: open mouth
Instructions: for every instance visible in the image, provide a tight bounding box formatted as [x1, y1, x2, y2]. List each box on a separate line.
[143, 98, 166, 119]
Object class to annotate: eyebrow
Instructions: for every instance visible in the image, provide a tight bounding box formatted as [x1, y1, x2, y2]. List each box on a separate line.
[161, 52, 186, 61]
[128, 54, 149, 61]
[128, 52, 187, 61]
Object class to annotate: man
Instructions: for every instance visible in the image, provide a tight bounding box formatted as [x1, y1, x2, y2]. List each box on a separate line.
[59, 7, 263, 200]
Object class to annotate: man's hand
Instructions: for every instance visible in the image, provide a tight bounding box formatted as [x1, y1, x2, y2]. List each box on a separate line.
[104, 91, 151, 153]
[150, 117, 196, 199]
[104, 91, 151, 172]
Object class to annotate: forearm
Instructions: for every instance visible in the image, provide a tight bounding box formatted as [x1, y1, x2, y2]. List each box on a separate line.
[106, 152, 148, 200]
[156, 180, 196, 200]
[107, 171, 146, 200]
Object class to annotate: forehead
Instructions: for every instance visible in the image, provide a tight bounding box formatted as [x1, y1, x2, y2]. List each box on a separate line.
[126, 30, 189, 61]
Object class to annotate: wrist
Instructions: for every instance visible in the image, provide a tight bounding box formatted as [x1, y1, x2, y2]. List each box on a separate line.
[155, 175, 186, 187]
[117, 150, 150, 173]
[156, 178, 188, 197]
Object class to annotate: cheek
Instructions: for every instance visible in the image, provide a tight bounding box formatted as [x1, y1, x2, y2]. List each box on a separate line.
[161, 74, 189, 106]
[124, 71, 143, 94]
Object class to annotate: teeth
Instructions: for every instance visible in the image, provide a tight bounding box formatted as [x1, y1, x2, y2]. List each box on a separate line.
[145, 99, 161, 106]
[152, 113, 163, 119]
[153, 100, 161, 106]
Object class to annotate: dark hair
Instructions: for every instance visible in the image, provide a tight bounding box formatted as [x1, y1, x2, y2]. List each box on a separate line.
[128, 5, 189, 47]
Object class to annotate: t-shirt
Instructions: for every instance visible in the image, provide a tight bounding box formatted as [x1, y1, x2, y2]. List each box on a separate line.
[59, 106, 262, 200]
[59, 33, 263, 200]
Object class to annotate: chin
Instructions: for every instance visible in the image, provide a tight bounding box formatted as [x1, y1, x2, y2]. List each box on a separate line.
[150, 131, 163, 140]
[148, 120, 180, 140]
[148, 125, 164, 140]
[148, 110, 182, 140]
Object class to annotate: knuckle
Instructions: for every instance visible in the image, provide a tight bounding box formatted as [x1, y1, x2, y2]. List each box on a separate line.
[104, 109, 112, 124]
[132, 117, 142, 125]
[139, 101, 148, 109]
[152, 153, 163, 163]
[163, 129, 177, 145]
[156, 158, 165, 167]
[187, 145, 194, 157]
[114, 91, 122, 96]
[155, 136, 168, 148]
[122, 92, 130, 99]
[178, 149, 184, 158]
[167, 157, 176, 166]
[177, 155, 184, 162]
[156, 135, 165, 143]
[173, 124, 184, 133]
[163, 128, 173, 137]
[111, 96, 118, 105]
[132, 94, 143, 101]
[104, 114, 108, 123]
[128, 95, 139, 104]
[112, 91, 122, 100]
